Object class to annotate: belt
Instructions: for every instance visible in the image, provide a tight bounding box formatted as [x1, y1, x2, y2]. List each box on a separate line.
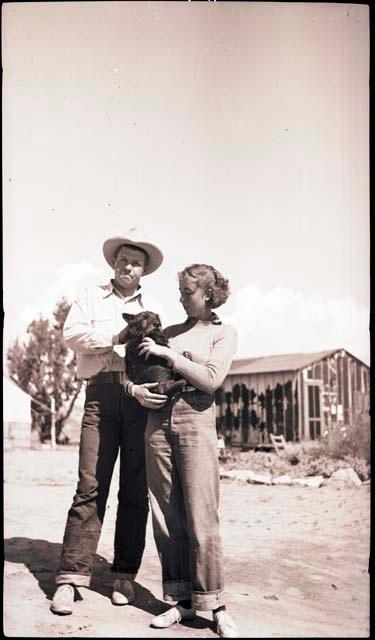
[87, 371, 123, 386]
[179, 384, 197, 394]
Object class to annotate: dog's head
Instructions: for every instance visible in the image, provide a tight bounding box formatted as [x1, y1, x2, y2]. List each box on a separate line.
[121, 311, 164, 343]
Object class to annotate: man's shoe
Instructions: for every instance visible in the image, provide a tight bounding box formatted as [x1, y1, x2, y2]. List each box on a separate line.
[150, 605, 196, 628]
[111, 578, 135, 605]
[50, 584, 75, 615]
[214, 610, 239, 638]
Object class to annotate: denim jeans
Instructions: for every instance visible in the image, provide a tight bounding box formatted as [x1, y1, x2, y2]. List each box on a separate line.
[145, 390, 225, 611]
[56, 383, 148, 587]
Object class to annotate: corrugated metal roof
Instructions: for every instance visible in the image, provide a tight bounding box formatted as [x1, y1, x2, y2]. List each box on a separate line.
[228, 349, 339, 375]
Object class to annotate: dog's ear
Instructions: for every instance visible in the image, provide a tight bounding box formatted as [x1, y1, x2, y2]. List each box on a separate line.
[122, 313, 135, 323]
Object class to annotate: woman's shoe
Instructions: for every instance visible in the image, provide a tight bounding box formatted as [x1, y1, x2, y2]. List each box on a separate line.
[150, 605, 196, 628]
[213, 610, 239, 638]
[111, 578, 135, 605]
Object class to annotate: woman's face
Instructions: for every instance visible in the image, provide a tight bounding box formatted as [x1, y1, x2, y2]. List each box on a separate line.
[179, 278, 209, 319]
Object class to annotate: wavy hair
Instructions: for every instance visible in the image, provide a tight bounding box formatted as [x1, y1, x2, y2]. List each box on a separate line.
[178, 264, 230, 309]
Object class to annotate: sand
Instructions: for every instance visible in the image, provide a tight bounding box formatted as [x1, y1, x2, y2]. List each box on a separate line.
[3, 448, 370, 638]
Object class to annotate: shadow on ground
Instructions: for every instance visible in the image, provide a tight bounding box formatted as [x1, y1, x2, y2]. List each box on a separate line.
[180, 618, 216, 632]
[4, 537, 172, 618]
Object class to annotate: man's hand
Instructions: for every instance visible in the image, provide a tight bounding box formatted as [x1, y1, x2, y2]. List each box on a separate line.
[132, 382, 168, 409]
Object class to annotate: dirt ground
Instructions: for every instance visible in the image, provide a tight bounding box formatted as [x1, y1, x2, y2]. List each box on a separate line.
[3, 448, 370, 638]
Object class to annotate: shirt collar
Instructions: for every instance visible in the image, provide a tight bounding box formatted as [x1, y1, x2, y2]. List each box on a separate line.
[210, 312, 222, 325]
[184, 312, 222, 325]
[102, 280, 142, 303]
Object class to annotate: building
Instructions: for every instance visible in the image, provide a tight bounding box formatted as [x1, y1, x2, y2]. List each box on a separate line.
[3, 376, 32, 449]
[215, 348, 370, 448]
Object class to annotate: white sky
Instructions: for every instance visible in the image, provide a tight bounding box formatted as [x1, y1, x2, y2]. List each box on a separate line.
[2, 2, 370, 365]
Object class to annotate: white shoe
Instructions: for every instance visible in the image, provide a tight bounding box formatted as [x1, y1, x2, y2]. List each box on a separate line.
[214, 610, 239, 638]
[151, 605, 196, 628]
[50, 584, 74, 615]
[111, 578, 135, 605]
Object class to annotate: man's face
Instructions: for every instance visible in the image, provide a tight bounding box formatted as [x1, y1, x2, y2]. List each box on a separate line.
[113, 245, 146, 292]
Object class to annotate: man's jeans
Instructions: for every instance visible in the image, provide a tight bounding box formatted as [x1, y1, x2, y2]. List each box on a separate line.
[56, 383, 148, 587]
[145, 390, 225, 611]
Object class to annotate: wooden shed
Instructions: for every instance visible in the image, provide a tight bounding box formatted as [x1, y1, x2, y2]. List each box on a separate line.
[215, 348, 370, 448]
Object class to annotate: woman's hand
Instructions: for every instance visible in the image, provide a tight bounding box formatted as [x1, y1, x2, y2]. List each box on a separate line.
[138, 337, 168, 360]
[132, 382, 168, 409]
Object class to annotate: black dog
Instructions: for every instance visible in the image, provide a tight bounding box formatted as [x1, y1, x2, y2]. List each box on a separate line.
[118, 311, 188, 397]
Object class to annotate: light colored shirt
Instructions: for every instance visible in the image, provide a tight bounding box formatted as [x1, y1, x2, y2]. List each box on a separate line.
[63, 281, 162, 379]
[166, 316, 238, 394]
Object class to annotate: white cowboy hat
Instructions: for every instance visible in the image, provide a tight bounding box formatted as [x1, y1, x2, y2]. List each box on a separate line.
[102, 227, 164, 276]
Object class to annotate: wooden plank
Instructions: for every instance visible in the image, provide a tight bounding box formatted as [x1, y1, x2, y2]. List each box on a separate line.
[269, 433, 287, 455]
[292, 375, 297, 441]
[347, 356, 353, 423]
[337, 353, 343, 405]
[297, 370, 303, 441]
[302, 368, 309, 440]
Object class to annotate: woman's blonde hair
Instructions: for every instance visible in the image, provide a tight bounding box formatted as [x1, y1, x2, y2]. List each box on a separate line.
[178, 264, 230, 309]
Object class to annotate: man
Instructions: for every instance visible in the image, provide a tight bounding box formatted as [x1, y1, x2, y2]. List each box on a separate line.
[51, 228, 167, 615]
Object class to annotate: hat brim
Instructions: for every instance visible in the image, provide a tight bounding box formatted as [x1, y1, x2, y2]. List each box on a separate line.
[103, 237, 164, 275]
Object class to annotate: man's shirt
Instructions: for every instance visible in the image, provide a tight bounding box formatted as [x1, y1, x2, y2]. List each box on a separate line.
[63, 281, 163, 379]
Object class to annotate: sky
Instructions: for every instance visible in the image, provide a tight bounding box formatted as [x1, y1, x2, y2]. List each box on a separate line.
[2, 1, 370, 367]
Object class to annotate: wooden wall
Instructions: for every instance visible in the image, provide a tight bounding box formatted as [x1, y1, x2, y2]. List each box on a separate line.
[307, 351, 370, 438]
[216, 370, 298, 447]
[217, 351, 370, 447]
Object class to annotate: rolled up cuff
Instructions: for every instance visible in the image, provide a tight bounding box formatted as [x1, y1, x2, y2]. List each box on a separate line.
[192, 589, 225, 611]
[56, 573, 91, 587]
[163, 580, 192, 602]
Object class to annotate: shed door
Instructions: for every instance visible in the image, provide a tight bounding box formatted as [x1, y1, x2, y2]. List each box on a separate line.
[308, 384, 321, 439]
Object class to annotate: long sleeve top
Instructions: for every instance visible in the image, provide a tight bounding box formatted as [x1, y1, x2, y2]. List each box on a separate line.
[63, 281, 163, 379]
[166, 315, 238, 394]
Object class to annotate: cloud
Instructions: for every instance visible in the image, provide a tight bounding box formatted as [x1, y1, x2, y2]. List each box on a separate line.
[5, 261, 169, 349]
[5, 277, 370, 374]
[5, 262, 106, 346]
[221, 286, 370, 365]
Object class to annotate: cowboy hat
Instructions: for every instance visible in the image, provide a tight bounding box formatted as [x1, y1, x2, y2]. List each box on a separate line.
[102, 227, 163, 276]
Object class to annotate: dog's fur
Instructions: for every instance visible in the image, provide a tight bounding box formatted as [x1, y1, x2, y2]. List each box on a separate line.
[119, 311, 187, 397]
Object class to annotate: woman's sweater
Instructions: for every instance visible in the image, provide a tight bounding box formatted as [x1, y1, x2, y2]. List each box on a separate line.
[165, 317, 238, 394]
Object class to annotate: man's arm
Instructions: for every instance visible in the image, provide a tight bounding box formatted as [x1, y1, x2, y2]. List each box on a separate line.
[63, 288, 118, 355]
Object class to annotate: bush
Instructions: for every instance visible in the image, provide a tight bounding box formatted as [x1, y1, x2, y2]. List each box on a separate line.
[220, 419, 371, 482]
[327, 417, 370, 463]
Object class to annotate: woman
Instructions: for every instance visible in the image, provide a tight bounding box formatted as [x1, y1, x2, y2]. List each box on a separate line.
[138, 263, 239, 638]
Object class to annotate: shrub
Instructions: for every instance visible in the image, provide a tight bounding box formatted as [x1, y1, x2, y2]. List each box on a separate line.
[220, 418, 371, 482]
[324, 417, 370, 463]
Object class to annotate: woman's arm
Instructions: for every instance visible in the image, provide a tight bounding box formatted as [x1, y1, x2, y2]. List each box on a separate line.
[139, 325, 238, 393]
[170, 325, 237, 392]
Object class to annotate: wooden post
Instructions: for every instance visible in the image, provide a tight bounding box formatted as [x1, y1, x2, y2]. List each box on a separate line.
[291, 376, 296, 441]
[302, 369, 309, 441]
[326, 357, 331, 442]
[282, 379, 287, 438]
[297, 371, 303, 442]
[347, 356, 353, 425]
[50, 397, 56, 450]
